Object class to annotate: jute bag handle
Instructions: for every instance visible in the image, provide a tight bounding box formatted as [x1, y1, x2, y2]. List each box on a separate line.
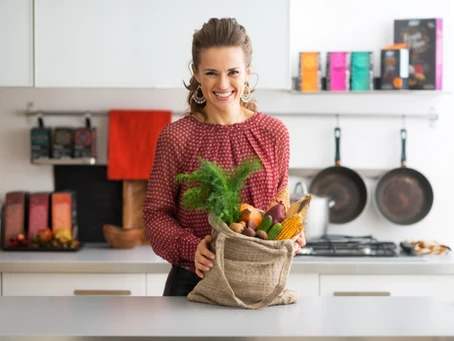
[215, 232, 294, 309]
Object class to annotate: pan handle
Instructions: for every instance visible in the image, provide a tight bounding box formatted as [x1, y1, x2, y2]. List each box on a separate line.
[401, 129, 407, 168]
[335, 127, 341, 166]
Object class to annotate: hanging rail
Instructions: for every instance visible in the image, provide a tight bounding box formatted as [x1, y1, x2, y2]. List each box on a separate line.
[25, 110, 439, 120]
[24, 103, 439, 122]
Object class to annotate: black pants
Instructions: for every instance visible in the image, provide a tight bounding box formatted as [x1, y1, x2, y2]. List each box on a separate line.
[163, 265, 202, 296]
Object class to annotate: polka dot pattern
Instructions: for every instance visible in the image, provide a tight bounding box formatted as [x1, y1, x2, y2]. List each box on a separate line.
[143, 112, 290, 272]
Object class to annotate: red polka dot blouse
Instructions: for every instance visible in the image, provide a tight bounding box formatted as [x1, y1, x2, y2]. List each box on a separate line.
[143, 112, 290, 272]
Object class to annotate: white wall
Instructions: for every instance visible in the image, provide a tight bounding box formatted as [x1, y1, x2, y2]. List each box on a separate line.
[0, 0, 453, 246]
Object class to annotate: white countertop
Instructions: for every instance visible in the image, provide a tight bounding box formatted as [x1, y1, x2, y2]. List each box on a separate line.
[0, 296, 454, 340]
[0, 243, 453, 274]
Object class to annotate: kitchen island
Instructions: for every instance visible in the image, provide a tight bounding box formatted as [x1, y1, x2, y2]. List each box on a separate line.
[0, 296, 454, 340]
[1, 244, 454, 297]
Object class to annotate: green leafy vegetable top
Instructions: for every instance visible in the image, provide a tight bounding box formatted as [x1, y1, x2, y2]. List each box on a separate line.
[175, 156, 262, 225]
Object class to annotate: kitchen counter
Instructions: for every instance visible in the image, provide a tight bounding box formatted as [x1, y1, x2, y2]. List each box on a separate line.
[0, 243, 453, 275]
[1, 296, 454, 340]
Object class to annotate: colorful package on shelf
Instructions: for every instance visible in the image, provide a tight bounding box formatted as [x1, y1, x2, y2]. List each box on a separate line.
[2, 192, 29, 247]
[28, 192, 51, 238]
[52, 127, 74, 159]
[350, 52, 374, 91]
[30, 126, 51, 161]
[380, 44, 409, 90]
[74, 127, 96, 159]
[51, 191, 77, 234]
[326, 52, 350, 91]
[394, 18, 443, 90]
[298, 52, 322, 92]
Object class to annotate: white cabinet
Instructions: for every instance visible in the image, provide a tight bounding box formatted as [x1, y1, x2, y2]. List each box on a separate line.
[34, 0, 289, 89]
[0, 0, 33, 86]
[2, 273, 146, 296]
[146, 274, 168, 296]
[287, 273, 319, 296]
[320, 275, 454, 297]
[146, 273, 318, 297]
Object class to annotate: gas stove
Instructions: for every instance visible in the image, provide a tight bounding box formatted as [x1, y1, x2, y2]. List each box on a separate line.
[299, 235, 405, 257]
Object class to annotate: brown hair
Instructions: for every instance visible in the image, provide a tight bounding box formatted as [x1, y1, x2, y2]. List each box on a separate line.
[184, 18, 257, 120]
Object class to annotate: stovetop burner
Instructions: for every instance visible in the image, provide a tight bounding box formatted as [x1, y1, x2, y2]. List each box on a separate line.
[298, 234, 401, 257]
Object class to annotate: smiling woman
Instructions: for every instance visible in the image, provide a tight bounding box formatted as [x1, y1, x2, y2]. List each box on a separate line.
[185, 18, 256, 124]
[142, 17, 306, 298]
[192, 46, 252, 123]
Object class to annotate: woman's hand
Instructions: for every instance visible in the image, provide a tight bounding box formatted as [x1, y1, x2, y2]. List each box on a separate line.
[194, 235, 215, 278]
[293, 230, 306, 256]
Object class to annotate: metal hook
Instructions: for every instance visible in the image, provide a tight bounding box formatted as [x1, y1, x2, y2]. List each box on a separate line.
[336, 113, 340, 127]
[36, 112, 44, 128]
[84, 112, 92, 128]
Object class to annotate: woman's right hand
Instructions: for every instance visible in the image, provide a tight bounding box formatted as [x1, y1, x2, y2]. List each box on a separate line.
[194, 235, 215, 278]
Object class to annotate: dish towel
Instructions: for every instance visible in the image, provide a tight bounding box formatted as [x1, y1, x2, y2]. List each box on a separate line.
[107, 110, 172, 180]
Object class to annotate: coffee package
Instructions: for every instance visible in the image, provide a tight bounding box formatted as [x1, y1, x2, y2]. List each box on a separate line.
[326, 52, 351, 91]
[394, 18, 443, 90]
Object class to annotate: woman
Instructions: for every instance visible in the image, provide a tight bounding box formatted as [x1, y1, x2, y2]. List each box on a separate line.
[143, 17, 305, 296]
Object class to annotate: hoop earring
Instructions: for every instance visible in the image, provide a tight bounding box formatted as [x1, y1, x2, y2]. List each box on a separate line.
[240, 83, 252, 103]
[192, 85, 206, 104]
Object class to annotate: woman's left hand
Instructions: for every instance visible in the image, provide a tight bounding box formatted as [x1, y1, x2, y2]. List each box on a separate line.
[293, 230, 306, 256]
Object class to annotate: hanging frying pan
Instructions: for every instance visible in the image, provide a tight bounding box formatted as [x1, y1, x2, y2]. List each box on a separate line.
[375, 129, 433, 225]
[309, 127, 368, 224]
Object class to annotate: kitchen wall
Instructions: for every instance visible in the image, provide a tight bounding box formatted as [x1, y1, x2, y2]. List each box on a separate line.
[0, 0, 453, 245]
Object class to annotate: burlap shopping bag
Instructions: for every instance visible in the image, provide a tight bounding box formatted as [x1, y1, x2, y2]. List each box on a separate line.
[187, 213, 299, 309]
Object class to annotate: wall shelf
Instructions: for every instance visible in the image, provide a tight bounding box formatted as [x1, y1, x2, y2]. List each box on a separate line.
[32, 158, 96, 165]
[286, 89, 451, 96]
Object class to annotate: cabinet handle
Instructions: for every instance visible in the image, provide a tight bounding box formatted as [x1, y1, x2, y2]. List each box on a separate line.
[73, 290, 131, 296]
[333, 291, 391, 297]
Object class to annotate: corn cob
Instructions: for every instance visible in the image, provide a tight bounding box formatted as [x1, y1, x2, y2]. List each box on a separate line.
[286, 194, 313, 219]
[276, 213, 303, 240]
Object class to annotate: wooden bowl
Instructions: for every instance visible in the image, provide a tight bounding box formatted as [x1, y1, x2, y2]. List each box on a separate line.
[103, 224, 143, 249]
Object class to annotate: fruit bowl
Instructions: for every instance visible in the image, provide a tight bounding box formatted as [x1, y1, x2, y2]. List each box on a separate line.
[103, 224, 143, 249]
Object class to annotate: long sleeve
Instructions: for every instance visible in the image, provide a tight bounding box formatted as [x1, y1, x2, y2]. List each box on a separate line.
[276, 122, 290, 193]
[143, 126, 201, 266]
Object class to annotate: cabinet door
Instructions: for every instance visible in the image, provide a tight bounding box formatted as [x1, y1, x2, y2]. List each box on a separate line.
[2, 273, 146, 296]
[146, 274, 168, 296]
[0, 0, 33, 86]
[320, 275, 454, 297]
[287, 273, 319, 296]
[35, 0, 289, 89]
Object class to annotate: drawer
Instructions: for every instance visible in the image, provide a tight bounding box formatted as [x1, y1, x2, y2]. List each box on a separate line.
[146, 274, 168, 296]
[2, 273, 146, 296]
[287, 273, 319, 296]
[320, 275, 454, 297]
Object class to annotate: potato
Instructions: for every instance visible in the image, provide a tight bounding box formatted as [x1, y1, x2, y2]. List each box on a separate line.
[255, 230, 268, 240]
[242, 227, 256, 237]
[229, 222, 245, 234]
[247, 219, 257, 231]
